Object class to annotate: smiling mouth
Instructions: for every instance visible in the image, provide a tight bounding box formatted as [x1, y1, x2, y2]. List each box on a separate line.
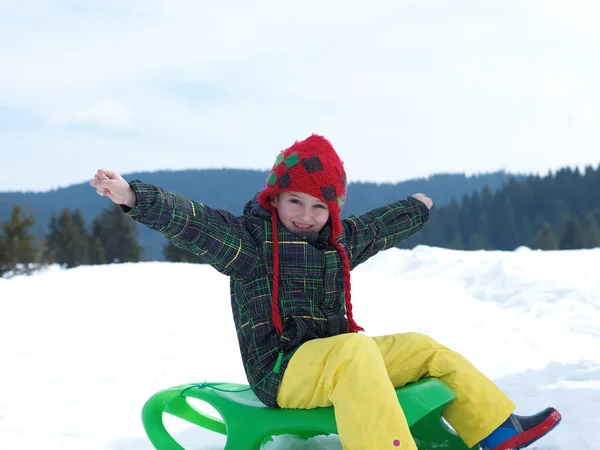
[293, 222, 312, 229]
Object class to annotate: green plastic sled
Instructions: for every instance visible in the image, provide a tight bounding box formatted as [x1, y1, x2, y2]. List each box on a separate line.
[142, 377, 475, 450]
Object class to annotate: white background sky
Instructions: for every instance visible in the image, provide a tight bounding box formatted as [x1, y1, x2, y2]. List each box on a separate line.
[1, 0, 599, 192]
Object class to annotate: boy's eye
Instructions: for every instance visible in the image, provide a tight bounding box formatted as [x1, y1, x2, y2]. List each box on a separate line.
[315, 204, 326, 209]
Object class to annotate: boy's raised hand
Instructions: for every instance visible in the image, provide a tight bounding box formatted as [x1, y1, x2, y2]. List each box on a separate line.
[89, 169, 136, 208]
[411, 193, 433, 209]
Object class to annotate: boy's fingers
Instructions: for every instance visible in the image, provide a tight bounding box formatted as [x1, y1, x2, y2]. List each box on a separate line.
[98, 168, 117, 180]
[93, 179, 111, 189]
[95, 181, 116, 193]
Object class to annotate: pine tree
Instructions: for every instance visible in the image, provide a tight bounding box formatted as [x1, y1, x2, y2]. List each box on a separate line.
[95, 204, 142, 263]
[500, 197, 519, 250]
[552, 200, 572, 237]
[559, 216, 586, 250]
[420, 214, 446, 247]
[447, 233, 464, 250]
[443, 200, 462, 245]
[475, 213, 491, 244]
[582, 213, 600, 248]
[90, 237, 107, 264]
[45, 209, 91, 268]
[467, 233, 492, 250]
[67, 210, 90, 267]
[44, 214, 60, 263]
[0, 205, 37, 277]
[539, 223, 559, 250]
[89, 217, 107, 265]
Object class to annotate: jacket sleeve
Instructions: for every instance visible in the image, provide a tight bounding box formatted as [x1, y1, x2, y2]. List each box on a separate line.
[123, 180, 259, 279]
[342, 196, 430, 270]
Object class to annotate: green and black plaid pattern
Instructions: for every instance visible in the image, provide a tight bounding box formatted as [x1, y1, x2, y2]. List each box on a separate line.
[125, 180, 429, 407]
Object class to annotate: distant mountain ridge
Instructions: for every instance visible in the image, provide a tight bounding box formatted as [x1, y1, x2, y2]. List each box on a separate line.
[0, 168, 517, 260]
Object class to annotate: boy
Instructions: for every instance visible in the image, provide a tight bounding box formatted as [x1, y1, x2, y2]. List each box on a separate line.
[90, 134, 561, 449]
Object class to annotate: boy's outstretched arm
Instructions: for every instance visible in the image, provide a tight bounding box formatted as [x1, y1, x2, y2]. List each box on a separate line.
[90, 169, 259, 279]
[342, 193, 432, 270]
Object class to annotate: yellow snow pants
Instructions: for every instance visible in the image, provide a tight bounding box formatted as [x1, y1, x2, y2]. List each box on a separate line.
[276, 332, 516, 450]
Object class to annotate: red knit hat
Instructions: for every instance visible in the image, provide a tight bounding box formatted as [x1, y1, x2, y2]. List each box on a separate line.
[258, 134, 364, 334]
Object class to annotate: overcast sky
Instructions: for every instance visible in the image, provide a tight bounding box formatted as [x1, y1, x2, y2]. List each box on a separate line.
[1, 0, 599, 192]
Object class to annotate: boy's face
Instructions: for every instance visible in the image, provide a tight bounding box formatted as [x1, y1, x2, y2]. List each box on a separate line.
[270, 191, 330, 234]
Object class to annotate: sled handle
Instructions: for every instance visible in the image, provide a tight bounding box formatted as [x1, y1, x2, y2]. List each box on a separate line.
[142, 384, 227, 449]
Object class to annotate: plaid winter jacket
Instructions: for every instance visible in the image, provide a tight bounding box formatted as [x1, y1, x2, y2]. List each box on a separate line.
[124, 180, 430, 407]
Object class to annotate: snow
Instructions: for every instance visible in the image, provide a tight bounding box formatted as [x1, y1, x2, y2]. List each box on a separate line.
[1, 246, 599, 449]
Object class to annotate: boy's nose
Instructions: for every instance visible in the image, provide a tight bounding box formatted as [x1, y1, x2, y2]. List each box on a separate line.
[301, 208, 313, 222]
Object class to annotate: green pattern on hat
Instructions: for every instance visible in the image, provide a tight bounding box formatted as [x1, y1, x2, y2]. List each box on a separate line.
[267, 171, 277, 187]
[274, 153, 285, 167]
[284, 152, 299, 169]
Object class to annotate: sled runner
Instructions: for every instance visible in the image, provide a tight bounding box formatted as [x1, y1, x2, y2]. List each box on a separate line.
[142, 377, 473, 449]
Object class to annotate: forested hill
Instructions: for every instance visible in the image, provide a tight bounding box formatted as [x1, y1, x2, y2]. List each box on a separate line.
[401, 165, 600, 251]
[0, 169, 513, 260]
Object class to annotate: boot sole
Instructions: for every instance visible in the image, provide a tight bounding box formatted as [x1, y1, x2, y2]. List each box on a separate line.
[494, 409, 562, 450]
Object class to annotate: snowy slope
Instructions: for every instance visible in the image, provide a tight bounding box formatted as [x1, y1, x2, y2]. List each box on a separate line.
[1, 246, 599, 449]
